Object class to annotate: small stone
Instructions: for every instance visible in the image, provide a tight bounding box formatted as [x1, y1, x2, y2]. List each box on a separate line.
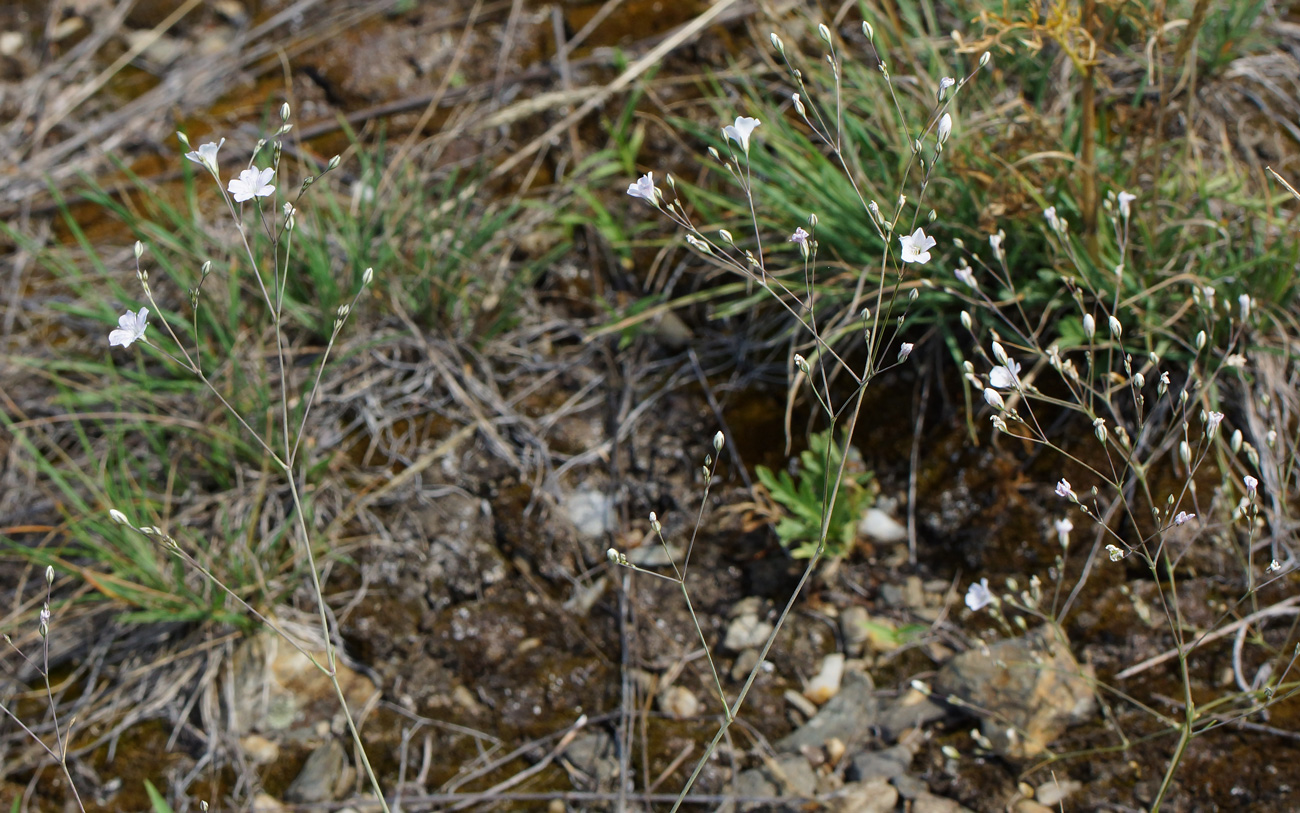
[784, 689, 819, 719]
[731, 647, 761, 681]
[840, 606, 872, 654]
[658, 685, 700, 720]
[903, 575, 926, 608]
[1035, 778, 1082, 806]
[240, 734, 279, 765]
[1013, 801, 1053, 813]
[827, 778, 897, 813]
[910, 791, 977, 813]
[563, 488, 617, 539]
[284, 740, 350, 803]
[892, 773, 929, 799]
[804, 653, 846, 704]
[848, 744, 913, 782]
[250, 794, 284, 812]
[859, 507, 907, 542]
[724, 613, 774, 652]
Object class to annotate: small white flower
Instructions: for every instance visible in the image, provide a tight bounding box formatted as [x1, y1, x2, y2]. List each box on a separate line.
[989, 359, 1021, 390]
[1206, 411, 1224, 437]
[898, 342, 914, 363]
[183, 138, 224, 174]
[1106, 544, 1125, 562]
[1117, 191, 1136, 218]
[983, 387, 1005, 410]
[789, 226, 810, 245]
[1083, 313, 1095, 339]
[1224, 353, 1248, 368]
[1054, 517, 1073, 545]
[937, 76, 956, 98]
[1044, 206, 1061, 232]
[1244, 475, 1258, 494]
[965, 578, 995, 611]
[1173, 511, 1196, 526]
[722, 116, 761, 154]
[1239, 293, 1252, 322]
[228, 167, 276, 202]
[627, 172, 657, 202]
[899, 227, 937, 264]
[988, 232, 1003, 258]
[936, 113, 952, 145]
[1055, 478, 1073, 499]
[1267, 559, 1281, 573]
[955, 266, 977, 288]
[108, 307, 149, 348]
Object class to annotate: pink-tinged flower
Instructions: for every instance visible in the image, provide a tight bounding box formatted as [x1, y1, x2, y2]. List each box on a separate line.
[897, 342, 914, 363]
[108, 307, 149, 348]
[1173, 511, 1196, 526]
[183, 138, 224, 175]
[899, 227, 936, 264]
[1244, 476, 1258, 494]
[1055, 478, 1073, 498]
[723, 116, 761, 154]
[965, 578, 994, 611]
[989, 359, 1021, 390]
[1117, 191, 1136, 218]
[626, 172, 657, 202]
[228, 167, 276, 202]
[955, 266, 977, 288]
[789, 226, 810, 245]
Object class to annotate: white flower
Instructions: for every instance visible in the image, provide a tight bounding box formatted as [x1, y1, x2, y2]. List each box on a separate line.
[108, 508, 130, 524]
[1267, 559, 1281, 573]
[1083, 313, 1095, 339]
[899, 227, 936, 264]
[988, 232, 1003, 258]
[897, 342, 914, 363]
[1239, 293, 1252, 321]
[965, 578, 995, 611]
[1206, 411, 1224, 437]
[989, 359, 1021, 390]
[937, 76, 956, 98]
[1244, 475, 1258, 494]
[983, 387, 1005, 409]
[1173, 511, 1196, 526]
[722, 116, 761, 154]
[1054, 517, 1073, 543]
[183, 138, 224, 174]
[228, 167, 276, 202]
[789, 226, 810, 245]
[627, 172, 657, 202]
[1106, 544, 1125, 562]
[1044, 206, 1060, 232]
[1117, 191, 1136, 218]
[1055, 478, 1073, 499]
[1224, 353, 1248, 368]
[955, 266, 977, 288]
[936, 113, 952, 145]
[108, 307, 149, 348]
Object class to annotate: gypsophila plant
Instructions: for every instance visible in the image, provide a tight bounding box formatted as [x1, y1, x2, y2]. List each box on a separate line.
[615, 17, 993, 809]
[952, 180, 1299, 808]
[5, 104, 392, 810]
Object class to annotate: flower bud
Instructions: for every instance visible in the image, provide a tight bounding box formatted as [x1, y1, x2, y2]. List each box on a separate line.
[819, 23, 832, 43]
[1196, 330, 1206, 350]
[862, 21, 874, 40]
[713, 431, 724, 452]
[1179, 440, 1192, 466]
[1083, 313, 1095, 340]
[770, 33, 785, 54]
[1108, 315, 1122, 339]
[936, 113, 952, 145]
[979, 51, 991, 67]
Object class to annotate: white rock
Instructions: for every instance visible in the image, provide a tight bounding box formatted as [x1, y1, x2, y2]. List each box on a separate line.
[804, 653, 846, 704]
[562, 488, 616, 539]
[1035, 778, 1082, 807]
[859, 507, 907, 542]
[724, 614, 773, 652]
